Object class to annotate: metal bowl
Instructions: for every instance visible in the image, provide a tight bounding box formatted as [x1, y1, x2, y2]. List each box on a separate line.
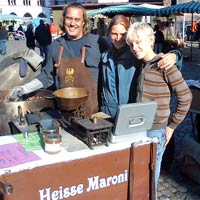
[53, 87, 89, 111]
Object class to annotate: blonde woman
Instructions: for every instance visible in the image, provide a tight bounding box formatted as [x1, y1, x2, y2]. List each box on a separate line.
[126, 22, 192, 199]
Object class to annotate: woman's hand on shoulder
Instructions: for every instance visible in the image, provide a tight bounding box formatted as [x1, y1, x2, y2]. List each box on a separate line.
[157, 53, 176, 70]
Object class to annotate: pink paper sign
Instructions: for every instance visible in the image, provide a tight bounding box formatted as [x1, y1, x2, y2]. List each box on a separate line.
[0, 142, 40, 169]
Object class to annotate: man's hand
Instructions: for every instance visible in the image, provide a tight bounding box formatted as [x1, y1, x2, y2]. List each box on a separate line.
[165, 126, 174, 146]
[157, 53, 176, 70]
[10, 79, 44, 101]
[9, 86, 24, 101]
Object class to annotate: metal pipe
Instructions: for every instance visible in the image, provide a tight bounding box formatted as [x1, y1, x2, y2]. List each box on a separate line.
[18, 105, 25, 126]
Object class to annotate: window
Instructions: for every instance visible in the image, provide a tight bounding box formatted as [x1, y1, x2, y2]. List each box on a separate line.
[8, 0, 16, 5]
[23, 0, 31, 6]
[55, 0, 68, 5]
[37, 0, 44, 6]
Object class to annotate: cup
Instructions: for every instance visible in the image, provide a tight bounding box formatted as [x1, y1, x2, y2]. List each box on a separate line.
[40, 119, 60, 135]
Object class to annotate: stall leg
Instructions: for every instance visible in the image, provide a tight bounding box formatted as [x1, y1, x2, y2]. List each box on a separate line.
[128, 142, 156, 200]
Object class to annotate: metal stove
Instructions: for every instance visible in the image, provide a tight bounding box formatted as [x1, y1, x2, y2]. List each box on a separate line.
[59, 106, 112, 150]
[72, 117, 112, 149]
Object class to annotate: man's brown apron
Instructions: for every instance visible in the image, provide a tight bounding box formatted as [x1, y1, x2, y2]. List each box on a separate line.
[54, 46, 98, 116]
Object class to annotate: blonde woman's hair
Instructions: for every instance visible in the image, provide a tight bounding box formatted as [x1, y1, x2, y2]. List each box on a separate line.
[126, 22, 155, 48]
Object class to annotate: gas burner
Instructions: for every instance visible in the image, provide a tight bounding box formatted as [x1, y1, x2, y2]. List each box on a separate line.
[72, 118, 113, 150]
[61, 105, 86, 123]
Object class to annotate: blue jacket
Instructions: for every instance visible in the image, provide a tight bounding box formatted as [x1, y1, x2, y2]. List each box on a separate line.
[36, 33, 109, 88]
[98, 44, 141, 119]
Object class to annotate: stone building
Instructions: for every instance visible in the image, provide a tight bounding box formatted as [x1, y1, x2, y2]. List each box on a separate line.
[0, 0, 51, 18]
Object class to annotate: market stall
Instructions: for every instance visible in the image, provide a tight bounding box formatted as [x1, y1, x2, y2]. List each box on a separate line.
[0, 124, 156, 200]
[0, 47, 158, 199]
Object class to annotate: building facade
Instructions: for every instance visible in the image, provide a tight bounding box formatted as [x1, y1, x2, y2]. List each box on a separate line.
[0, 0, 52, 18]
[0, 0, 172, 20]
[52, 0, 166, 5]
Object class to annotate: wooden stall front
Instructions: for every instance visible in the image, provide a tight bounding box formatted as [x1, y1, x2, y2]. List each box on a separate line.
[0, 129, 156, 200]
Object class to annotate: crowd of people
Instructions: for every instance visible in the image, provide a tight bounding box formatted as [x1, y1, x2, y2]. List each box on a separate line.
[8, 3, 192, 200]
[24, 19, 58, 61]
[0, 19, 59, 60]
[185, 20, 200, 43]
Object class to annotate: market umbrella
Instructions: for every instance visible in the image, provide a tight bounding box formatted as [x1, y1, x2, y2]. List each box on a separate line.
[0, 14, 23, 20]
[88, 4, 157, 18]
[155, 1, 200, 16]
[155, 1, 200, 60]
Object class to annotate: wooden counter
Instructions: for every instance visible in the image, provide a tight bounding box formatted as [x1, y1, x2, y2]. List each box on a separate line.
[0, 129, 156, 200]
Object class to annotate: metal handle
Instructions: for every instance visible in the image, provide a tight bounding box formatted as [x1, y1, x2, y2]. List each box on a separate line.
[18, 105, 25, 126]
[0, 180, 13, 195]
[129, 116, 144, 127]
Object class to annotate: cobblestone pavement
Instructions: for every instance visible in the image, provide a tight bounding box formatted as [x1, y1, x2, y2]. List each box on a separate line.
[0, 40, 39, 62]
[1, 40, 200, 199]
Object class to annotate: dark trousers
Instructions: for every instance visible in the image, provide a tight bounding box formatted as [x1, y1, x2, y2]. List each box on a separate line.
[39, 44, 50, 60]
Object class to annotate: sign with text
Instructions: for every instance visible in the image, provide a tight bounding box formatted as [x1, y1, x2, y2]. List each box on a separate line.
[0, 142, 40, 169]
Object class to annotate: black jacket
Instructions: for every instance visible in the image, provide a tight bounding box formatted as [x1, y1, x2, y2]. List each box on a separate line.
[35, 24, 51, 45]
[25, 29, 35, 48]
